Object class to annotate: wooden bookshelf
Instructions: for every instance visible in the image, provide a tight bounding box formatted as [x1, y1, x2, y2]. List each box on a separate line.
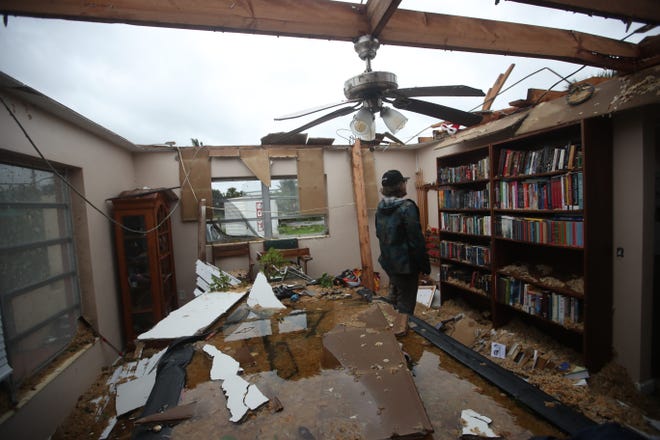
[436, 120, 612, 371]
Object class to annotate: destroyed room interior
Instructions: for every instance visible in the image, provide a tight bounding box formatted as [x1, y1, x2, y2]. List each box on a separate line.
[0, 1, 659, 439]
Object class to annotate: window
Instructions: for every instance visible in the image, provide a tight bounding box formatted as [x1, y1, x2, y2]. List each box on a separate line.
[209, 177, 328, 242]
[0, 162, 80, 385]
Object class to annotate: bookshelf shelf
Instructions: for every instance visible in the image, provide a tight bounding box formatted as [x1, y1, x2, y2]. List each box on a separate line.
[436, 120, 612, 371]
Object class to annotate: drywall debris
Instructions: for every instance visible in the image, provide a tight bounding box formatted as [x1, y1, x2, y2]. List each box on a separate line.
[461, 409, 499, 438]
[247, 272, 286, 309]
[203, 344, 269, 422]
[98, 416, 117, 440]
[115, 349, 166, 416]
[138, 291, 246, 340]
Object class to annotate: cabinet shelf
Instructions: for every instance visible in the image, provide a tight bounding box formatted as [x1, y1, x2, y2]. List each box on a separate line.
[436, 120, 612, 371]
[494, 168, 583, 181]
[498, 302, 584, 334]
[496, 270, 583, 299]
[441, 280, 490, 298]
[494, 236, 583, 250]
[440, 257, 490, 270]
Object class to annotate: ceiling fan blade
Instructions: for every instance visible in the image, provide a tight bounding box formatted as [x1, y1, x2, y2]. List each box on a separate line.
[265, 104, 360, 144]
[389, 85, 485, 98]
[392, 98, 482, 127]
[275, 99, 361, 121]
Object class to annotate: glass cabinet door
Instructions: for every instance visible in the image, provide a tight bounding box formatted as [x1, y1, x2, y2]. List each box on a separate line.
[120, 215, 155, 335]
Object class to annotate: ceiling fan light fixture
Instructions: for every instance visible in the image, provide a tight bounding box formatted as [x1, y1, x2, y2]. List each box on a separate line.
[350, 108, 376, 141]
[380, 107, 407, 134]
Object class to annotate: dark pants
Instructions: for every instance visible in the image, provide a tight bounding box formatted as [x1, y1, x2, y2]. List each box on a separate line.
[388, 273, 419, 314]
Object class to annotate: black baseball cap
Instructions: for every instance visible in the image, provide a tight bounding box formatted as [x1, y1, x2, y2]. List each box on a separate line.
[381, 169, 409, 187]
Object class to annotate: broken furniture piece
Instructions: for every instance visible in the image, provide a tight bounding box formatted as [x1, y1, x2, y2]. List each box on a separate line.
[257, 239, 313, 274]
[210, 242, 254, 281]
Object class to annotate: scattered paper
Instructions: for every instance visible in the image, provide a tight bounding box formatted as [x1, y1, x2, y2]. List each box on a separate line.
[247, 273, 286, 309]
[461, 409, 499, 438]
[491, 342, 506, 359]
[138, 291, 246, 340]
[416, 285, 436, 307]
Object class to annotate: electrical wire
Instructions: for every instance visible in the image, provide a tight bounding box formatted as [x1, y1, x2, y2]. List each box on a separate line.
[0, 94, 190, 235]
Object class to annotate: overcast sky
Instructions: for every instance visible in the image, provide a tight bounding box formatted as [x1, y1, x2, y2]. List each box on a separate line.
[0, 0, 656, 146]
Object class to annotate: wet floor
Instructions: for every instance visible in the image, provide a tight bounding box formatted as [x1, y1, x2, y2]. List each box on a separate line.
[172, 292, 563, 439]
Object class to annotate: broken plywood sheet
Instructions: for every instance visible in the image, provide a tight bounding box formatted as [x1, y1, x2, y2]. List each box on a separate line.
[203, 344, 269, 422]
[247, 272, 286, 310]
[138, 291, 246, 340]
[297, 148, 328, 215]
[322, 324, 433, 438]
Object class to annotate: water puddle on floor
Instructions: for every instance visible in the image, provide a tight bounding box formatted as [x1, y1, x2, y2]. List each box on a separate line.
[176, 295, 563, 439]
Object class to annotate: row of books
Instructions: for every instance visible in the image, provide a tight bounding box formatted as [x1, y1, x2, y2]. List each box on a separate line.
[498, 276, 583, 327]
[497, 143, 582, 177]
[495, 172, 583, 210]
[440, 213, 492, 236]
[439, 240, 491, 266]
[425, 229, 440, 262]
[438, 157, 489, 184]
[438, 186, 490, 210]
[441, 264, 492, 294]
[497, 215, 584, 247]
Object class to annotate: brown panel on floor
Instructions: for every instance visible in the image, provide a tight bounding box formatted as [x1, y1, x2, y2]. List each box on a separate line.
[323, 316, 433, 438]
[297, 148, 327, 215]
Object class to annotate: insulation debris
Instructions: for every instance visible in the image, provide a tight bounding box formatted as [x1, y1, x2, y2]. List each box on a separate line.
[247, 272, 286, 310]
[114, 349, 166, 416]
[137, 291, 246, 340]
[461, 409, 500, 438]
[203, 344, 269, 422]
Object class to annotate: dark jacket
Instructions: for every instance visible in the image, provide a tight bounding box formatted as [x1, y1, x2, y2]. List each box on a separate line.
[375, 197, 431, 275]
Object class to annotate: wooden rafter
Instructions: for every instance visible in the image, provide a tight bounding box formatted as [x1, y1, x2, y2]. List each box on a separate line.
[0, 0, 651, 71]
[365, 0, 401, 38]
[505, 0, 660, 26]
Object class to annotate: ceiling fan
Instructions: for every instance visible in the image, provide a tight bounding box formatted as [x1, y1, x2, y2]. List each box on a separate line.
[270, 35, 485, 144]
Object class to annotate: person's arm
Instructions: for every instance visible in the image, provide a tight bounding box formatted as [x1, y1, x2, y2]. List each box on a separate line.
[403, 201, 431, 274]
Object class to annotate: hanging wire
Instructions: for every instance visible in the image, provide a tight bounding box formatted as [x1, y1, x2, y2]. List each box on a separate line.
[0, 94, 201, 235]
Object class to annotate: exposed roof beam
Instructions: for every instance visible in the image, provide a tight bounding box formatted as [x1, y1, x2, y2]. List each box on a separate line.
[0, 0, 646, 70]
[0, 0, 368, 41]
[366, 0, 401, 38]
[379, 9, 642, 71]
[505, 0, 660, 26]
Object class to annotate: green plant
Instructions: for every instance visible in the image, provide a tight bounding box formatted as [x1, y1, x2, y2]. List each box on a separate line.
[209, 272, 232, 291]
[317, 272, 334, 289]
[258, 248, 287, 280]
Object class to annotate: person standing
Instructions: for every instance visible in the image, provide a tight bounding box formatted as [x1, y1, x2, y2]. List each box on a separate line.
[375, 170, 431, 314]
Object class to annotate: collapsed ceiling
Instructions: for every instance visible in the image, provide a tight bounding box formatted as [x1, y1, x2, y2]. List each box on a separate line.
[1, 0, 658, 72]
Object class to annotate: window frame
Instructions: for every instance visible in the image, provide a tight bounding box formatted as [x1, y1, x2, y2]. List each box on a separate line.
[0, 159, 81, 386]
[209, 175, 328, 243]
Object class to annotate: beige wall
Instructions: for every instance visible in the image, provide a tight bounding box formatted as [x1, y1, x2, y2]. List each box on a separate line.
[1, 91, 135, 356]
[612, 109, 656, 385]
[1, 91, 136, 436]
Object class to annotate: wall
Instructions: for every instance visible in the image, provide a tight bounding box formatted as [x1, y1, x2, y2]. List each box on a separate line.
[612, 108, 656, 386]
[0, 90, 135, 435]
